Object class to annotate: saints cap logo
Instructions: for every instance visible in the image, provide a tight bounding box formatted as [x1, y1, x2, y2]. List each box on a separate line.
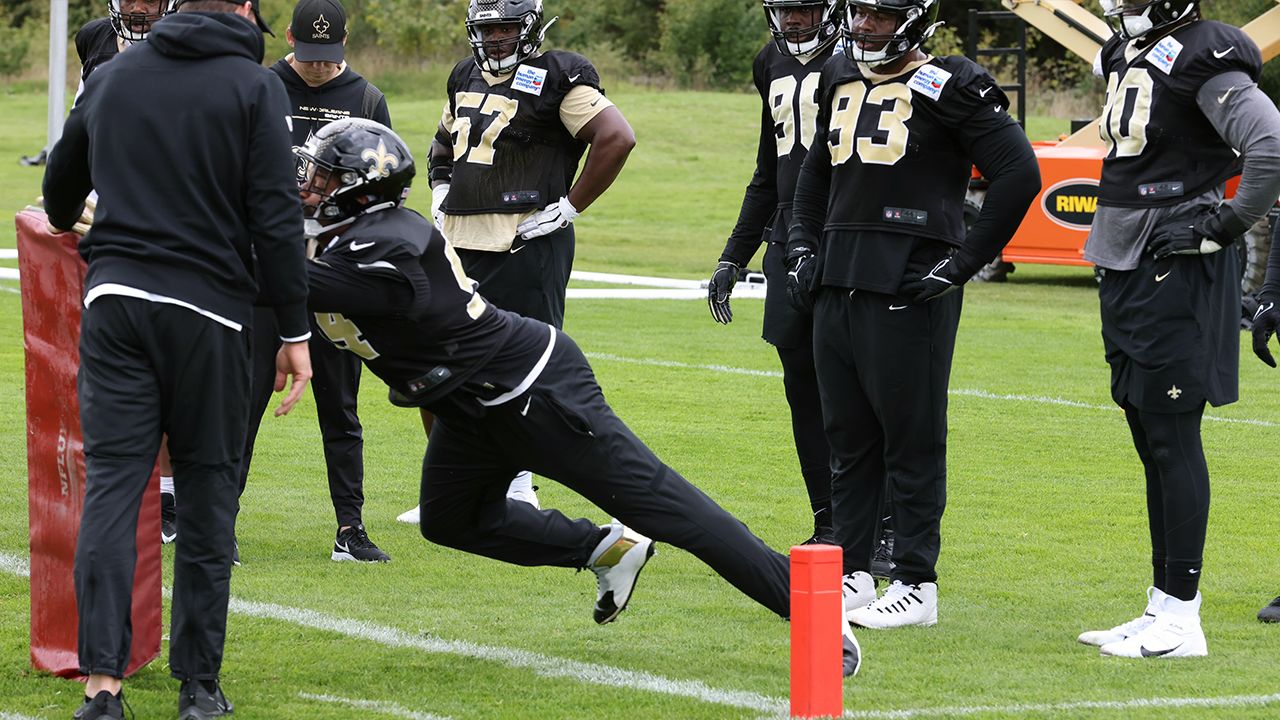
[313, 14, 330, 36]
[362, 140, 398, 178]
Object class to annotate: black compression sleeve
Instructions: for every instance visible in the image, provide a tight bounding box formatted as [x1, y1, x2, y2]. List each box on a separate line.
[1264, 218, 1280, 299]
[787, 123, 831, 252]
[721, 86, 779, 267]
[306, 258, 415, 316]
[959, 122, 1041, 270]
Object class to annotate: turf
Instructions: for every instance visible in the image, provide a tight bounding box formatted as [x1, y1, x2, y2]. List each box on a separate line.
[2, 81, 1279, 719]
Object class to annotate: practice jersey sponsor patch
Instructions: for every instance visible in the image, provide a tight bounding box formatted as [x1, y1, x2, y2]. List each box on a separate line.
[512, 64, 548, 96]
[1146, 35, 1184, 75]
[907, 64, 953, 101]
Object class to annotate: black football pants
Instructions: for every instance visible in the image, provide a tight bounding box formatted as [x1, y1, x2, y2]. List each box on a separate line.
[456, 224, 574, 328]
[76, 296, 248, 680]
[812, 286, 962, 583]
[419, 330, 791, 617]
[775, 336, 834, 519]
[241, 307, 366, 528]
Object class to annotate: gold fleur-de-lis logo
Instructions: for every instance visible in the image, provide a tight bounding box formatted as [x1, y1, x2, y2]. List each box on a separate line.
[361, 140, 398, 177]
[313, 14, 330, 35]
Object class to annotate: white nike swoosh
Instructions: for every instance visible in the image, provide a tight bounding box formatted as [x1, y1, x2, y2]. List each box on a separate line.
[349, 241, 375, 251]
[1155, 271, 1171, 282]
[509, 244, 526, 254]
[520, 397, 532, 416]
[888, 304, 909, 311]
[1218, 86, 1236, 104]
[1213, 46, 1235, 59]
[335, 541, 349, 552]
[568, 74, 581, 83]
[1189, 568, 1199, 574]
[979, 87, 992, 97]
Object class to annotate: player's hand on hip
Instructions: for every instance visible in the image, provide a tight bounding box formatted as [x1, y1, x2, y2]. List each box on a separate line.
[1252, 295, 1280, 367]
[1148, 206, 1246, 259]
[273, 340, 313, 416]
[707, 261, 738, 324]
[517, 196, 579, 240]
[898, 252, 971, 304]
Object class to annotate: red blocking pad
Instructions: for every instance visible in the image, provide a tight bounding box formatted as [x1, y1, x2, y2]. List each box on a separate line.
[790, 544, 843, 718]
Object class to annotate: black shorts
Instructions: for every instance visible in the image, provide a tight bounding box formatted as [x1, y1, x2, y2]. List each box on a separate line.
[1098, 249, 1240, 413]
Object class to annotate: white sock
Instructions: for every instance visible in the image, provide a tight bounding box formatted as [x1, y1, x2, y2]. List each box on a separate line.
[1163, 592, 1202, 617]
[507, 471, 534, 497]
[160, 475, 174, 495]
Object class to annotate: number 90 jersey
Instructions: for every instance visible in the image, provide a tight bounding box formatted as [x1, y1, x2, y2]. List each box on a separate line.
[758, 42, 837, 210]
[1097, 21, 1261, 208]
[816, 55, 1015, 244]
[438, 51, 600, 216]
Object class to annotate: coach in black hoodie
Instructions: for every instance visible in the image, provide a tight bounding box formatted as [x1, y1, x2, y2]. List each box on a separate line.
[42, 1, 311, 717]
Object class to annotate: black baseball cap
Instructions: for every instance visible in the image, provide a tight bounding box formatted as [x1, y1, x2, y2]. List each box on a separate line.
[292, 0, 347, 63]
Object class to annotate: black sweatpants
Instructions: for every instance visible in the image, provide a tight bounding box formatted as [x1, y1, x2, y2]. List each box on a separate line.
[419, 330, 791, 617]
[76, 296, 248, 680]
[456, 224, 574, 328]
[812, 286, 962, 582]
[241, 307, 365, 527]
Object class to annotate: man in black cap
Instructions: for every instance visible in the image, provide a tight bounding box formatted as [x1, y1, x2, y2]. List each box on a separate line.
[237, 0, 394, 564]
[42, 0, 311, 717]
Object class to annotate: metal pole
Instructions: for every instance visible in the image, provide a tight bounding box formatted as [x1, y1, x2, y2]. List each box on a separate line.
[47, 0, 68, 152]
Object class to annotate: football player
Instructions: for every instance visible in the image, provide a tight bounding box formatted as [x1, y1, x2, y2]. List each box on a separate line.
[397, 0, 636, 524]
[706, 0, 897, 576]
[787, 0, 1041, 628]
[297, 118, 861, 677]
[1079, 1, 1280, 656]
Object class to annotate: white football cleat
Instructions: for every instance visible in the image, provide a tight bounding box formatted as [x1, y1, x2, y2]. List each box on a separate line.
[396, 505, 421, 524]
[843, 571, 877, 619]
[1078, 586, 1165, 647]
[848, 579, 937, 629]
[1100, 592, 1207, 658]
[588, 522, 655, 624]
[841, 595, 863, 677]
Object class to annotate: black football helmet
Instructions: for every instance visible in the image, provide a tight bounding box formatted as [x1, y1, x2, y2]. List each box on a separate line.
[1100, 0, 1198, 41]
[844, 0, 942, 68]
[295, 118, 416, 238]
[764, 1, 843, 57]
[108, 0, 176, 42]
[466, 0, 557, 74]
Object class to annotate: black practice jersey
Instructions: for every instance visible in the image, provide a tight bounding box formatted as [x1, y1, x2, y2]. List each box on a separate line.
[722, 42, 837, 264]
[75, 18, 119, 80]
[1097, 21, 1262, 208]
[436, 51, 599, 215]
[307, 208, 551, 413]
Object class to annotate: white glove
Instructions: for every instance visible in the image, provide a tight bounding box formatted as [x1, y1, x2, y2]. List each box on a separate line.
[517, 196, 579, 240]
[430, 183, 450, 231]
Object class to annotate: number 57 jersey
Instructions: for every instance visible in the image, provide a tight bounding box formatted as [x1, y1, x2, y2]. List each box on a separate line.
[1096, 20, 1262, 208]
[815, 54, 1015, 244]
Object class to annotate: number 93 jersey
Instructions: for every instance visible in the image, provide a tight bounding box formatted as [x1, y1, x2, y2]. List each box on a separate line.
[817, 54, 1016, 244]
[438, 51, 600, 216]
[1097, 21, 1261, 208]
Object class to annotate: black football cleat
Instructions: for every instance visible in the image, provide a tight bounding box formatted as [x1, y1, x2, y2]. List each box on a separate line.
[332, 524, 391, 563]
[73, 690, 124, 720]
[1259, 596, 1280, 623]
[161, 492, 177, 544]
[178, 679, 233, 719]
[870, 527, 895, 580]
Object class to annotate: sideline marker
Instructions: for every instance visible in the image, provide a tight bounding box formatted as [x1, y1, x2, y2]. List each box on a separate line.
[790, 544, 843, 718]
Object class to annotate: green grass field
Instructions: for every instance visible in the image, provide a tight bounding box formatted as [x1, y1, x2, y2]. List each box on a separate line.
[2, 79, 1280, 720]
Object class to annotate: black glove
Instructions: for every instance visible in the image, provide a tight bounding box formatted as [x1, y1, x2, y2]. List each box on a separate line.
[897, 252, 975, 304]
[1252, 294, 1280, 367]
[785, 233, 817, 313]
[707, 261, 738, 324]
[1147, 205, 1249, 260]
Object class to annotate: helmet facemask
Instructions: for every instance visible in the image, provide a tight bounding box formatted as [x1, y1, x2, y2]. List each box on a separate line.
[466, 0, 554, 75]
[843, 0, 942, 70]
[1099, 0, 1198, 41]
[764, 0, 842, 58]
[108, 0, 174, 42]
[294, 119, 416, 241]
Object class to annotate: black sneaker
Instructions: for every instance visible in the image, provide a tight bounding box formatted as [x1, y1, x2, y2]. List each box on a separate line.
[870, 527, 895, 580]
[332, 524, 391, 563]
[800, 507, 834, 546]
[73, 690, 125, 720]
[1259, 596, 1280, 623]
[178, 679, 233, 719]
[161, 492, 177, 545]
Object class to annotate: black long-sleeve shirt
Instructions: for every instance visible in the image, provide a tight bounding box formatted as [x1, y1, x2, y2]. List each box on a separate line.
[43, 11, 309, 339]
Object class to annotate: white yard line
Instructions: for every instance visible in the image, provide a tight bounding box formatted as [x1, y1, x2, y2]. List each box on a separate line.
[0, 711, 42, 720]
[299, 692, 453, 720]
[584, 353, 1279, 429]
[818, 692, 1280, 719]
[0, 249, 17, 259]
[0, 269, 19, 281]
[0, 552, 784, 714]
